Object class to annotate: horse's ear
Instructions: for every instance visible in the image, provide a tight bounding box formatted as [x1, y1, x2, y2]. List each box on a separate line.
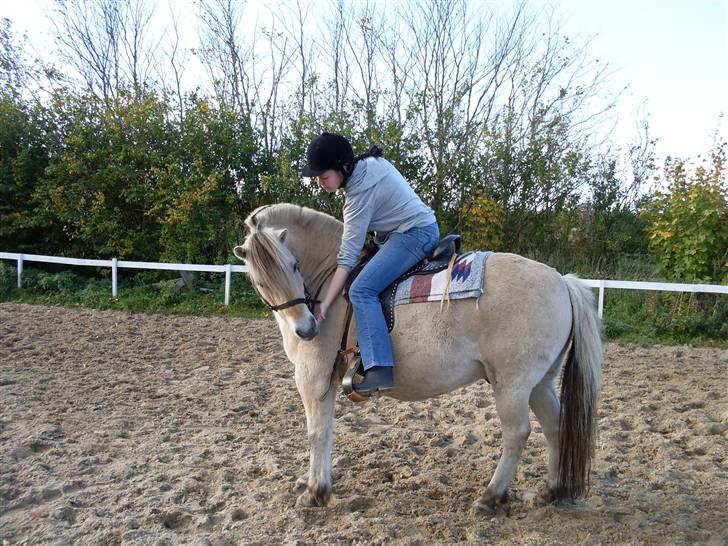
[233, 245, 246, 262]
[275, 228, 288, 244]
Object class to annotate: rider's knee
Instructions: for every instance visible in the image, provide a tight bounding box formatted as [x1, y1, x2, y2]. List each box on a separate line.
[349, 277, 379, 303]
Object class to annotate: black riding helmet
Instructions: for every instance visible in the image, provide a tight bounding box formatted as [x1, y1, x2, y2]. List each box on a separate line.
[301, 132, 355, 177]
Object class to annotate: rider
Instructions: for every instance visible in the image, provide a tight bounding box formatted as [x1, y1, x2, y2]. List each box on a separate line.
[302, 132, 439, 395]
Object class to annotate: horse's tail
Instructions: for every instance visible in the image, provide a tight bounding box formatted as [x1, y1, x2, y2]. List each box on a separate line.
[557, 274, 603, 499]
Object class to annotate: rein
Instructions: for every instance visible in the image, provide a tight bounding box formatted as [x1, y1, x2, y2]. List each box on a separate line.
[319, 297, 356, 402]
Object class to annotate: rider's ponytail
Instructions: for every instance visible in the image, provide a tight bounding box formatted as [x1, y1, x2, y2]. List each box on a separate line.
[342, 145, 383, 178]
[355, 145, 383, 162]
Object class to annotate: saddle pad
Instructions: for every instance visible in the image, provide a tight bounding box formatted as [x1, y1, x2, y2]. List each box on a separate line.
[393, 251, 491, 306]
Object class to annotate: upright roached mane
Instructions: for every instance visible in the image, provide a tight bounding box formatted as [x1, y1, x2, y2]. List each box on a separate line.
[235, 203, 603, 514]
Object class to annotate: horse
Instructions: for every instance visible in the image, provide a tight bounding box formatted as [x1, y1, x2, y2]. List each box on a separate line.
[233, 203, 602, 514]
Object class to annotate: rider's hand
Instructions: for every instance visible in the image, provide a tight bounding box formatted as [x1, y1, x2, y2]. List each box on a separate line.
[316, 300, 330, 323]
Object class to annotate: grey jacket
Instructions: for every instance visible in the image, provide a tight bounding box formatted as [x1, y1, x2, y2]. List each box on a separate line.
[337, 157, 437, 271]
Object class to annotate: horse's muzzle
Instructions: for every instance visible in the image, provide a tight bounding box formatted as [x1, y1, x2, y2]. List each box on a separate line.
[295, 316, 319, 341]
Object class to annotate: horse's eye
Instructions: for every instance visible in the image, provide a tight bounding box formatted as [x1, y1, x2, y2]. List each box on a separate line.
[293, 262, 300, 273]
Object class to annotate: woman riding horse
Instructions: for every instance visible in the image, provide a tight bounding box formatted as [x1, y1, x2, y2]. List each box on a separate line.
[302, 132, 440, 396]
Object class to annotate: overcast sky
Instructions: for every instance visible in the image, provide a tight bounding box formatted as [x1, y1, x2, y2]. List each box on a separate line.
[2, 0, 726, 162]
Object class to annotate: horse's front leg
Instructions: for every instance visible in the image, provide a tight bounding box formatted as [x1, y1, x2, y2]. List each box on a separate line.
[294, 362, 336, 507]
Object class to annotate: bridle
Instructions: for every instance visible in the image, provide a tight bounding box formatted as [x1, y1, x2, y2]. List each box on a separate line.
[256, 263, 337, 315]
[259, 287, 319, 314]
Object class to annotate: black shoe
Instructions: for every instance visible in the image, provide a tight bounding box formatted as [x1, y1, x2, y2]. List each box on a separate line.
[353, 365, 394, 395]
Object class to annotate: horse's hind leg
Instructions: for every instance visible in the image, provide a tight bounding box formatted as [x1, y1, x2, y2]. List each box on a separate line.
[529, 372, 561, 497]
[473, 386, 531, 515]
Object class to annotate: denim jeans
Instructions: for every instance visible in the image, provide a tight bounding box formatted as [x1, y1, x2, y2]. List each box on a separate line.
[349, 222, 440, 370]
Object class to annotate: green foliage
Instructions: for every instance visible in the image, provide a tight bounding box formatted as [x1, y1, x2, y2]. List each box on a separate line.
[642, 141, 727, 282]
[602, 290, 727, 346]
[0, 261, 15, 296]
[0, 91, 49, 252]
[478, 107, 591, 258]
[460, 195, 503, 251]
[31, 90, 174, 259]
[155, 98, 256, 263]
[18, 91, 258, 264]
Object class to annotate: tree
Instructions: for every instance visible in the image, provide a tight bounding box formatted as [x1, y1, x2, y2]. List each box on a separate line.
[642, 139, 727, 282]
[0, 92, 49, 252]
[53, 0, 158, 99]
[156, 97, 257, 264]
[33, 90, 173, 259]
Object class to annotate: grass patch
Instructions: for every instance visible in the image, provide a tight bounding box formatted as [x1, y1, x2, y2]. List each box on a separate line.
[601, 289, 727, 347]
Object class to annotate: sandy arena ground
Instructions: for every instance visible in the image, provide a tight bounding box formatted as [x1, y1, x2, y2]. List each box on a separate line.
[0, 302, 726, 545]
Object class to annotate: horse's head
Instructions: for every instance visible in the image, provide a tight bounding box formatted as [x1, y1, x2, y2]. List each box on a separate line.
[234, 227, 319, 341]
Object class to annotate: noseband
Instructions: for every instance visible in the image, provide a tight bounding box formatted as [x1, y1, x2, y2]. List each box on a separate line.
[261, 289, 319, 314]
[257, 264, 336, 315]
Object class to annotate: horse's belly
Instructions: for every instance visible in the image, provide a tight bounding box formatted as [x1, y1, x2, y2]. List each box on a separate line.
[388, 301, 486, 401]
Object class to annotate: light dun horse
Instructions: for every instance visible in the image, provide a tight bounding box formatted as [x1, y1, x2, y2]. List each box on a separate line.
[234, 203, 602, 514]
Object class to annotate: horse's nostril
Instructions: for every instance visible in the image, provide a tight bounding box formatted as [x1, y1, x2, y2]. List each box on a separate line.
[295, 322, 318, 340]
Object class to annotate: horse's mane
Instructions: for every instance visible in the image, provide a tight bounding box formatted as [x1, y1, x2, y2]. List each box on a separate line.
[244, 229, 298, 302]
[245, 203, 342, 237]
[242, 204, 343, 298]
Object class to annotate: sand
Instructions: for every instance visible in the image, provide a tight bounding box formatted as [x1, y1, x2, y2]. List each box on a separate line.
[0, 302, 726, 545]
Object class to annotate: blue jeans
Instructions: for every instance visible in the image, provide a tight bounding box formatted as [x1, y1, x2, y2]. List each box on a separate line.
[349, 222, 440, 370]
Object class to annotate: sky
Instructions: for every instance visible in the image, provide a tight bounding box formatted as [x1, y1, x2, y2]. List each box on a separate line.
[556, 0, 727, 160]
[1, 0, 726, 162]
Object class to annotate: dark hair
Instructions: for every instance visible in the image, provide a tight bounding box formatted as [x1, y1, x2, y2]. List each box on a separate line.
[342, 145, 384, 177]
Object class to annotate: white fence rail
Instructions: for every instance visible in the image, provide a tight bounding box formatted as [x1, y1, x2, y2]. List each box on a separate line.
[1, 252, 248, 306]
[581, 278, 727, 318]
[1, 252, 726, 315]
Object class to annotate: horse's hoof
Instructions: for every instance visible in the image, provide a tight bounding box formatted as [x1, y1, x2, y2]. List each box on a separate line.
[296, 485, 331, 508]
[540, 487, 559, 504]
[472, 491, 509, 517]
[293, 476, 308, 494]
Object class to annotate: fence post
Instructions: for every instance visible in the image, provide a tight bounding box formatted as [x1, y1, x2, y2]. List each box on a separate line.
[598, 279, 605, 319]
[224, 264, 232, 306]
[112, 258, 118, 298]
[17, 254, 23, 288]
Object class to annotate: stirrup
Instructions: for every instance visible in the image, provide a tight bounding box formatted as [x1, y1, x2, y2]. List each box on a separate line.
[342, 357, 368, 403]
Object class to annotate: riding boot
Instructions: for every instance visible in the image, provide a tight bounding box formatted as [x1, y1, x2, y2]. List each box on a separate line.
[353, 365, 393, 395]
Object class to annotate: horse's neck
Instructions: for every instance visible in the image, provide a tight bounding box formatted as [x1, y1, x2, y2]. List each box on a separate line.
[282, 221, 340, 287]
[293, 235, 339, 287]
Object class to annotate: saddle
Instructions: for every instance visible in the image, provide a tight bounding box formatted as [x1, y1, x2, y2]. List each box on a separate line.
[344, 234, 461, 332]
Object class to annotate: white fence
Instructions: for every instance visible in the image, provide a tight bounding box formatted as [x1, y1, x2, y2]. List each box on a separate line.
[1, 251, 726, 315]
[0, 252, 248, 306]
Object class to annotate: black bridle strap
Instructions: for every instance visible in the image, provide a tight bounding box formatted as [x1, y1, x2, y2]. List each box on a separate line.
[264, 263, 336, 314]
[268, 297, 315, 312]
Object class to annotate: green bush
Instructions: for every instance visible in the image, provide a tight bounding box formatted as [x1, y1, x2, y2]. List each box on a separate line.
[0, 263, 267, 317]
[0, 261, 16, 296]
[641, 141, 727, 283]
[602, 290, 727, 346]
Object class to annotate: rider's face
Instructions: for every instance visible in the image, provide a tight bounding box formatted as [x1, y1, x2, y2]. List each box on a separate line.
[317, 169, 344, 193]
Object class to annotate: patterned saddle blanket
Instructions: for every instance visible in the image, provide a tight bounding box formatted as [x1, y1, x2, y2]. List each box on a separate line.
[379, 251, 491, 332]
